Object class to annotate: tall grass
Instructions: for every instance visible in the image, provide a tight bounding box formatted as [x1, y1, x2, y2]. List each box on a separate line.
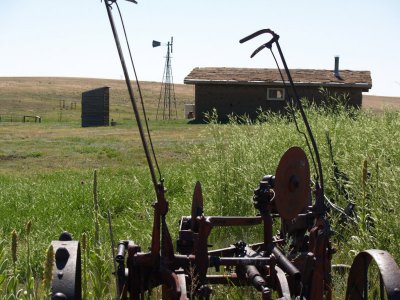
[192, 104, 400, 265]
[0, 104, 399, 298]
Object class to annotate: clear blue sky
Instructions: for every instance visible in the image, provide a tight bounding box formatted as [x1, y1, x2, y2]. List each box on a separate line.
[1, 0, 399, 96]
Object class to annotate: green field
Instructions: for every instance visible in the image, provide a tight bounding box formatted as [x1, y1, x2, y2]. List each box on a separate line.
[1, 77, 400, 299]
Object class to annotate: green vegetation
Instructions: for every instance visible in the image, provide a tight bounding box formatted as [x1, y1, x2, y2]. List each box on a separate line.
[1, 78, 400, 298]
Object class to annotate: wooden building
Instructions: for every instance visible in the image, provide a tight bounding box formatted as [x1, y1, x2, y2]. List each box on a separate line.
[184, 63, 372, 121]
[81, 87, 110, 127]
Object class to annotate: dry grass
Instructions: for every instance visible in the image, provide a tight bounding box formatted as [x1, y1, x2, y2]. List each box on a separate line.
[0, 77, 195, 121]
[0, 77, 201, 174]
[362, 94, 400, 111]
[0, 121, 205, 175]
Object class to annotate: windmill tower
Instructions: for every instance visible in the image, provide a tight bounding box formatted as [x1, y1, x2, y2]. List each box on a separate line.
[153, 37, 177, 120]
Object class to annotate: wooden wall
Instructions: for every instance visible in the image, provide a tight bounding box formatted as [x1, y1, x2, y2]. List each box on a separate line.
[194, 84, 363, 121]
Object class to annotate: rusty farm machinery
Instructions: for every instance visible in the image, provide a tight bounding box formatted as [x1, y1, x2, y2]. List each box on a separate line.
[49, 1, 400, 299]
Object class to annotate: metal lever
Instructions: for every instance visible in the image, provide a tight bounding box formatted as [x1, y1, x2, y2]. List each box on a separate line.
[105, 0, 138, 4]
[240, 28, 325, 208]
[239, 29, 279, 58]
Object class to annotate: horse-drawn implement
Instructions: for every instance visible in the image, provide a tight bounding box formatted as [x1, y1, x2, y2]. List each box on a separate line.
[50, 1, 400, 299]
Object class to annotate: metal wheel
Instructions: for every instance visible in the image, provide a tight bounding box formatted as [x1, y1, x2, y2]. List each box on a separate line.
[345, 249, 400, 300]
[274, 266, 292, 299]
[51, 232, 82, 299]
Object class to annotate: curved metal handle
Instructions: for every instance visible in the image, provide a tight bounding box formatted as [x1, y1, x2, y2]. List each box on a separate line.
[105, 0, 138, 4]
[240, 27, 325, 206]
[239, 29, 280, 58]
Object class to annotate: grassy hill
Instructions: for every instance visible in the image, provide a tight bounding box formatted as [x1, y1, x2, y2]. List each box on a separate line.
[0, 77, 194, 123]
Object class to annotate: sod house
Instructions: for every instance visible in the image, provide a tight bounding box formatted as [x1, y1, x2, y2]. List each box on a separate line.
[184, 63, 372, 121]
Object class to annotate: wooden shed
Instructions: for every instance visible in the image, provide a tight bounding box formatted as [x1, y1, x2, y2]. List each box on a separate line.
[81, 87, 110, 127]
[184, 65, 372, 121]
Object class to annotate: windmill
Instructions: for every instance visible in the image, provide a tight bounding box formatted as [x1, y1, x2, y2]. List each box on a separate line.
[153, 37, 177, 120]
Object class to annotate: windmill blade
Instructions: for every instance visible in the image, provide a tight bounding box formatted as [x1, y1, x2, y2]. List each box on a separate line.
[152, 40, 161, 47]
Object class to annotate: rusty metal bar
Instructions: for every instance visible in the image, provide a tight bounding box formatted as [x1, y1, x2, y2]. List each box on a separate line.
[104, 0, 158, 190]
[217, 257, 272, 267]
[273, 39, 325, 210]
[206, 216, 262, 227]
[205, 274, 243, 285]
[172, 255, 272, 268]
[239, 29, 325, 212]
[272, 247, 301, 280]
[207, 245, 236, 257]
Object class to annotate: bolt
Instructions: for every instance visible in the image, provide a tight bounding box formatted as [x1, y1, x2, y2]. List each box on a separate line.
[53, 292, 67, 299]
[262, 287, 271, 300]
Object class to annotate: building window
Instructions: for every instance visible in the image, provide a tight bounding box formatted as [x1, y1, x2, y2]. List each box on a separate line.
[267, 88, 285, 101]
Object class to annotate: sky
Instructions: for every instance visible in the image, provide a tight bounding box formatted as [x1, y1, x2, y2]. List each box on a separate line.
[1, 0, 399, 97]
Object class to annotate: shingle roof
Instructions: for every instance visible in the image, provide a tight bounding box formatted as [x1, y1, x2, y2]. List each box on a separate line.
[184, 67, 372, 89]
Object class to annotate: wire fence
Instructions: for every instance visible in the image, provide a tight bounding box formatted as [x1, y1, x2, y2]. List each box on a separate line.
[0, 115, 42, 123]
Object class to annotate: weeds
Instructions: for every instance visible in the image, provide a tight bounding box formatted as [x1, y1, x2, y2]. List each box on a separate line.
[41, 244, 54, 298]
[23, 220, 35, 299]
[81, 233, 89, 300]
